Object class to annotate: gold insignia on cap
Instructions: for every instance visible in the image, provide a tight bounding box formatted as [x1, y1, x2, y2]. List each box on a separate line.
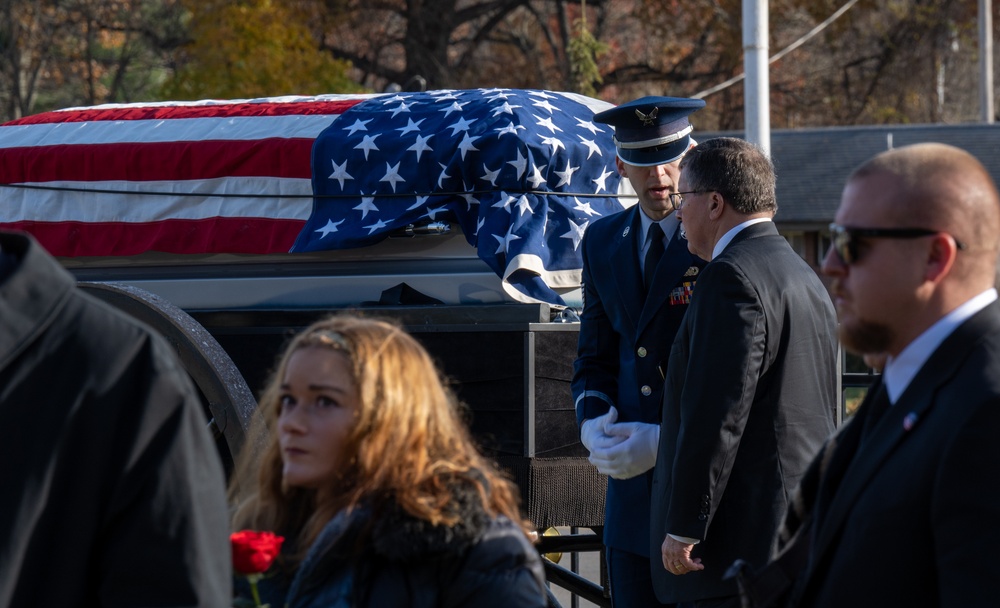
[684, 266, 699, 277]
[635, 107, 658, 127]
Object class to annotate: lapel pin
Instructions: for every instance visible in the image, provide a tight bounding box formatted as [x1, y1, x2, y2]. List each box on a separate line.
[623, 226, 630, 238]
[903, 412, 918, 431]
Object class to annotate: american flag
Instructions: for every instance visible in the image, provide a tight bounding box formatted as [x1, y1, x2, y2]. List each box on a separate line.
[295, 89, 627, 305]
[0, 94, 374, 256]
[0, 89, 630, 306]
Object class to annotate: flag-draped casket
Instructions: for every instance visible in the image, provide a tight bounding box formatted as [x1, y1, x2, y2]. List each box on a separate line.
[0, 89, 631, 306]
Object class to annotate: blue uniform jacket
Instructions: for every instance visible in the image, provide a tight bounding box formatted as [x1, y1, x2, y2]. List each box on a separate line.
[571, 205, 704, 555]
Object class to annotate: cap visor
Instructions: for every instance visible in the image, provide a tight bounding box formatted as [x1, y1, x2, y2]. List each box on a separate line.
[617, 137, 690, 167]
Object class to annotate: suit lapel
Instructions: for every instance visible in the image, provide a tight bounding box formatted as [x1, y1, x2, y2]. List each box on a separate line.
[810, 386, 869, 537]
[809, 305, 999, 572]
[611, 208, 644, 331]
[810, 379, 914, 561]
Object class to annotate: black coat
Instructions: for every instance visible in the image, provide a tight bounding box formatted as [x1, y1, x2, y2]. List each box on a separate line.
[285, 483, 547, 608]
[792, 301, 1000, 607]
[650, 221, 838, 603]
[0, 232, 230, 606]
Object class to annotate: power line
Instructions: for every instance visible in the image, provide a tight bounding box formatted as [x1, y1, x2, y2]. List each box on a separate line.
[694, 0, 861, 99]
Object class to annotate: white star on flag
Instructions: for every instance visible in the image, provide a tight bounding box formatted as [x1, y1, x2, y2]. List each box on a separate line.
[553, 161, 580, 188]
[397, 118, 425, 135]
[532, 99, 558, 113]
[578, 136, 602, 159]
[573, 197, 601, 217]
[535, 116, 562, 133]
[492, 102, 521, 116]
[354, 194, 378, 218]
[539, 136, 566, 154]
[481, 164, 501, 185]
[527, 164, 547, 189]
[593, 168, 615, 193]
[407, 134, 433, 161]
[507, 150, 527, 179]
[493, 192, 517, 211]
[493, 223, 522, 255]
[561, 218, 589, 250]
[315, 218, 344, 238]
[447, 116, 475, 135]
[354, 134, 380, 160]
[457, 133, 479, 160]
[380, 162, 405, 192]
[329, 159, 353, 189]
[343, 118, 372, 136]
[516, 195, 533, 216]
[364, 218, 389, 234]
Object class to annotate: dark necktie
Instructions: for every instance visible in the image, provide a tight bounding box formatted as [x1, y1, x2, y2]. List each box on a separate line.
[644, 222, 665, 290]
[859, 383, 891, 444]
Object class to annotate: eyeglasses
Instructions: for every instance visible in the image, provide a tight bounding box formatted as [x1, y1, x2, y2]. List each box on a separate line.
[828, 223, 967, 265]
[668, 190, 709, 211]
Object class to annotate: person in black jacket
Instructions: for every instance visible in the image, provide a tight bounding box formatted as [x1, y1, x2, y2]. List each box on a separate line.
[767, 143, 1000, 607]
[649, 138, 838, 607]
[0, 231, 230, 606]
[230, 314, 547, 608]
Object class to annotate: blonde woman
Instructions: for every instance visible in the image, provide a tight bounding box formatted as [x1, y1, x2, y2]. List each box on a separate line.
[230, 314, 547, 607]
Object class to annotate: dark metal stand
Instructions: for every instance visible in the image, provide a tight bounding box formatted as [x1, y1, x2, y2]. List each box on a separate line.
[537, 528, 610, 607]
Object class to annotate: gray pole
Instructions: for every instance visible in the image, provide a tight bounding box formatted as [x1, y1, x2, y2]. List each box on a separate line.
[743, 0, 771, 155]
[981, 0, 994, 123]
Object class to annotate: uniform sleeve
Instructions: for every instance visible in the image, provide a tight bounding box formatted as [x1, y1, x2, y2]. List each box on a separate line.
[98, 334, 231, 607]
[572, 230, 620, 425]
[666, 260, 765, 540]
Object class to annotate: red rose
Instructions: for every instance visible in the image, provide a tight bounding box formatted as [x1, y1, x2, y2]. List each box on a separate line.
[231, 530, 285, 575]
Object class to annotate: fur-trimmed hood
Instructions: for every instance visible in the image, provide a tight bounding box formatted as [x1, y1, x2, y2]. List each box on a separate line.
[369, 478, 494, 561]
[285, 488, 546, 608]
[286, 474, 538, 607]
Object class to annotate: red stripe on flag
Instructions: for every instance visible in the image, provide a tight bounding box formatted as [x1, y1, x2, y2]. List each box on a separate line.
[1, 138, 315, 183]
[3, 218, 307, 257]
[5, 99, 366, 126]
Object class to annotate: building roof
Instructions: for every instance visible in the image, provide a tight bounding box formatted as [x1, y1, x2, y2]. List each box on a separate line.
[697, 123, 1000, 226]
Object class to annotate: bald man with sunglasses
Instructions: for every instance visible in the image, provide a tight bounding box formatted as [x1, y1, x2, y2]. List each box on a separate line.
[736, 142, 1000, 607]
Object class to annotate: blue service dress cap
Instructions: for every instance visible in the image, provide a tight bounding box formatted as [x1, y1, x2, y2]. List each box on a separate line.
[593, 96, 706, 167]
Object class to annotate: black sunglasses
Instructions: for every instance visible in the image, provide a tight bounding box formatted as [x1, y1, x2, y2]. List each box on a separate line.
[828, 223, 966, 265]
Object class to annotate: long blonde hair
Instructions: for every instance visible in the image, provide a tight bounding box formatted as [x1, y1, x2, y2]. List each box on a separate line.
[229, 314, 530, 566]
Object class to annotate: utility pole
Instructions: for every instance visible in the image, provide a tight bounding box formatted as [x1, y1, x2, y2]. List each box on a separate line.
[980, 0, 994, 123]
[744, 0, 771, 155]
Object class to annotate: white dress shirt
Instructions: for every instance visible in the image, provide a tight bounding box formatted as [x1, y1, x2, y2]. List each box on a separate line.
[883, 288, 998, 404]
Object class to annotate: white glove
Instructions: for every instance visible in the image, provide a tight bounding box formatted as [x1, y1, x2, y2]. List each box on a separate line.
[587, 421, 660, 480]
[580, 407, 625, 453]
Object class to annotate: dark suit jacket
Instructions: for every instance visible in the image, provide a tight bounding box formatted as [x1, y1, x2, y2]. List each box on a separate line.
[572, 205, 704, 556]
[791, 300, 1000, 607]
[0, 233, 231, 606]
[649, 221, 838, 602]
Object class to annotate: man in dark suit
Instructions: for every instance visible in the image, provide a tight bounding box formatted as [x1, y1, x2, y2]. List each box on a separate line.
[766, 142, 1000, 607]
[649, 137, 838, 607]
[572, 96, 706, 607]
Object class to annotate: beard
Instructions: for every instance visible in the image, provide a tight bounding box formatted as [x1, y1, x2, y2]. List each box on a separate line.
[838, 318, 894, 356]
